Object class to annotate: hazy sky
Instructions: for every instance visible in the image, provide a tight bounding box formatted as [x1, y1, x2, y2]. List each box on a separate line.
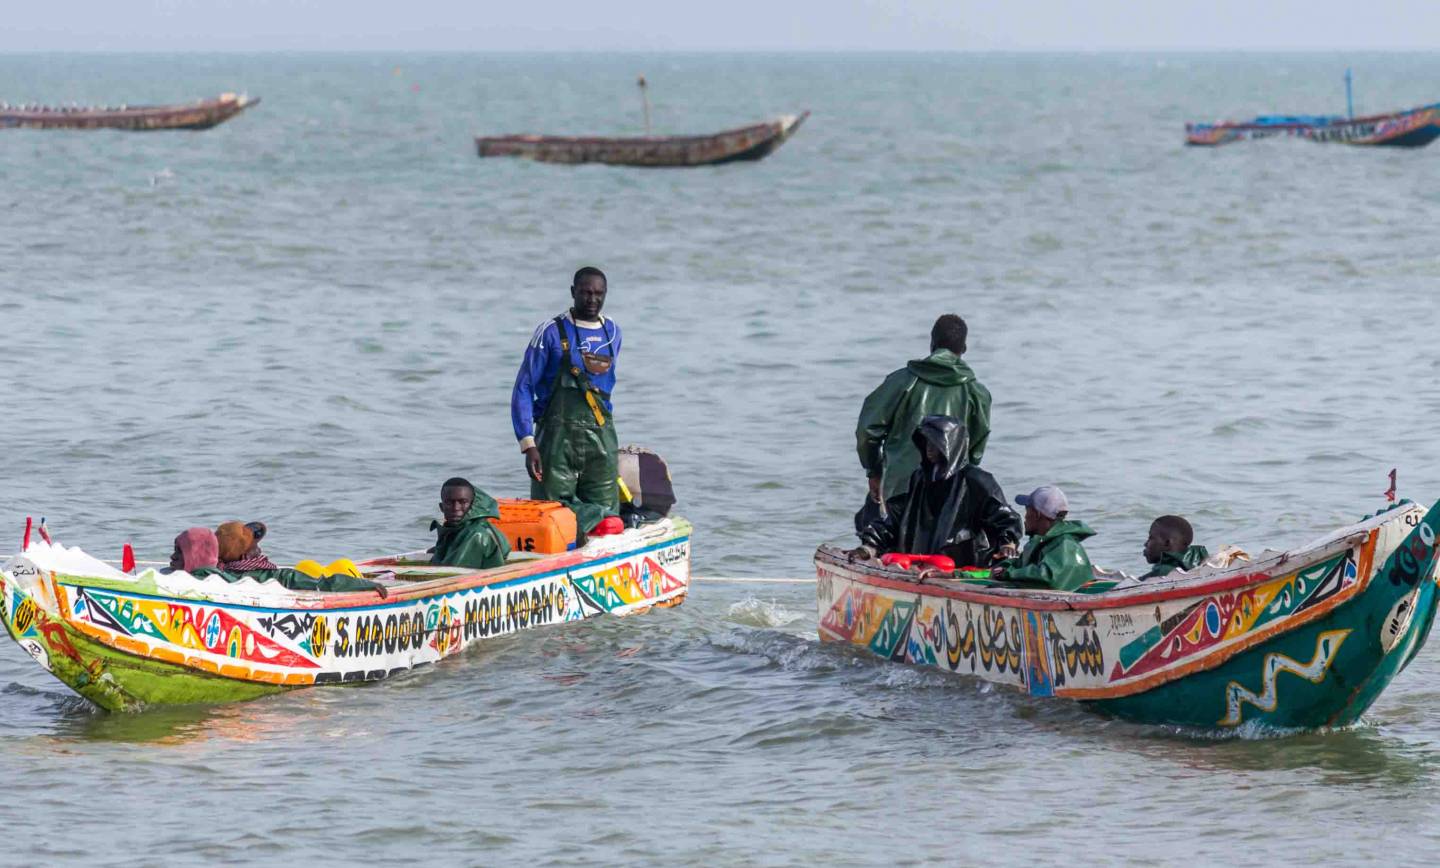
[3, 0, 1436, 52]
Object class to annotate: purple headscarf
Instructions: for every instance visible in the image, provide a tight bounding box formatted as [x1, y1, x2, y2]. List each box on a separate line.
[174, 527, 220, 572]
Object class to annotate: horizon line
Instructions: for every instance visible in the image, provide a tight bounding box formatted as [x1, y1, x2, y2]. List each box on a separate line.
[3, 46, 1440, 55]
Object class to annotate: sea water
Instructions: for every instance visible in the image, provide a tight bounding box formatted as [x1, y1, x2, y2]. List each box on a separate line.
[3, 52, 1440, 864]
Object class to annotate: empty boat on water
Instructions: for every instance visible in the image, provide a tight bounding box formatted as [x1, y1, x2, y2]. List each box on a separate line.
[1186, 70, 1440, 148]
[476, 112, 809, 167]
[1185, 104, 1440, 148]
[0, 93, 258, 131]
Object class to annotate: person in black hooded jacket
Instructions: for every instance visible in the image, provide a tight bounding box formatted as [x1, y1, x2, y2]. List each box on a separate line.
[854, 415, 1023, 568]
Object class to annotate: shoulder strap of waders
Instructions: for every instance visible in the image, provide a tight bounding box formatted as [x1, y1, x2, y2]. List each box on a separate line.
[552, 314, 612, 401]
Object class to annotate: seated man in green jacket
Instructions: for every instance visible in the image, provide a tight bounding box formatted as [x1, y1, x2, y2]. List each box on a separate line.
[1139, 515, 1209, 580]
[991, 485, 1096, 592]
[431, 477, 511, 570]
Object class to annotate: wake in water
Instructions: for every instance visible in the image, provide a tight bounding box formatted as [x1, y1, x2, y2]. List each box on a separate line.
[723, 595, 808, 628]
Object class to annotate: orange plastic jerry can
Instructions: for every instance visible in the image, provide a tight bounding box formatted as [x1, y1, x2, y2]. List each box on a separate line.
[492, 499, 578, 554]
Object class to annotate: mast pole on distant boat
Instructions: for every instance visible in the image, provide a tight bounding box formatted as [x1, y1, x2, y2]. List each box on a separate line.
[1346, 68, 1354, 119]
[637, 75, 652, 135]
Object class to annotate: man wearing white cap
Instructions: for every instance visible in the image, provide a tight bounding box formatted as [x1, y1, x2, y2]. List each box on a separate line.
[991, 485, 1096, 592]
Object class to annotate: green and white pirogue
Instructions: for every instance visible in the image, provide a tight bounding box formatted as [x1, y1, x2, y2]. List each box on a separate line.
[816, 500, 1440, 732]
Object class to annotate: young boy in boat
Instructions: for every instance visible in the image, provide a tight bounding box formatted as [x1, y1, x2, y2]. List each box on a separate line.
[1139, 515, 1209, 580]
[853, 415, 1022, 567]
[430, 477, 511, 570]
[990, 485, 1097, 592]
[855, 314, 991, 533]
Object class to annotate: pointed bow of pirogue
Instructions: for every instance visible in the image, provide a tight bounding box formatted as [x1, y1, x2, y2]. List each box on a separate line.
[476, 111, 810, 167]
[0, 93, 259, 131]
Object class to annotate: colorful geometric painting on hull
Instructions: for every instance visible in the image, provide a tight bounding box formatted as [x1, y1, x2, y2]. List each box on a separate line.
[1185, 103, 1440, 148]
[815, 500, 1440, 733]
[0, 518, 691, 712]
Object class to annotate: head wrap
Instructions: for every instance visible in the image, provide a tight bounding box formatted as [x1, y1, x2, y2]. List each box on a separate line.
[175, 528, 220, 572]
[215, 521, 257, 563]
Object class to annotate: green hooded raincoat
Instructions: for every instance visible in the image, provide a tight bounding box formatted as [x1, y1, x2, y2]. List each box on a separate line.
[1139, 545, 1210, 580]
[999, 519, 1097, 592]
[431, 490, 512, 570]
[856, 349, 992, 500]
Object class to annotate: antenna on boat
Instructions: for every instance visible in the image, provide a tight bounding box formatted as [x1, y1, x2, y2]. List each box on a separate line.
[637, 75, 652, 135]
[1346, 68, 1354, 119]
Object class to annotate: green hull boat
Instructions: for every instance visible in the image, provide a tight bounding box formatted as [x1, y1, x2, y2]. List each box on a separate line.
[816, 500, 1440, 733]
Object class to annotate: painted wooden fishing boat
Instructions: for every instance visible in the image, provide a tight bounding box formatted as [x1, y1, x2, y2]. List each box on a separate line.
[1185, 103, 1440, 148]
[816, 499, 1440, 732]
[475, 112, 808, 167]
[0, 92, 258, 131]
[0, 517, 690, 712]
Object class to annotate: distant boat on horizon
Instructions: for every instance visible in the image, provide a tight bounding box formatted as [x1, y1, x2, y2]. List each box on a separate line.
[0, 93, 258, 132]
[1186, 103, 1440, 148]
[476, 74, 807, 168]
[476, 112, 809, 168]
[1185, 69, 1440, 149]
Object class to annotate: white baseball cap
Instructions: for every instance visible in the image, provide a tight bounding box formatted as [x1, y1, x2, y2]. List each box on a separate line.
[1016, 485, 1069, 519]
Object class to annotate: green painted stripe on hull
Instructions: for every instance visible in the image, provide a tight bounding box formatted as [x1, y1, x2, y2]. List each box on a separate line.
[2, 607, 286, 712]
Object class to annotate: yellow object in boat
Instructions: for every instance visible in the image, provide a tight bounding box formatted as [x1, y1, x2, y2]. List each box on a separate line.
[294, 558, 364, 579]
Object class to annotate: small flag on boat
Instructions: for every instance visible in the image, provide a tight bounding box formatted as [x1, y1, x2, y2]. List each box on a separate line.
[122, 543, 135, 573]
[37, 518, 52, 545]
[22, 516, 32, 552]
[1386, 469, 1397, 503]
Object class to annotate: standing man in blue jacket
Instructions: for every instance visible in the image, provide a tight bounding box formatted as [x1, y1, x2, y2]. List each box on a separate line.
[511, 267, 622, 533]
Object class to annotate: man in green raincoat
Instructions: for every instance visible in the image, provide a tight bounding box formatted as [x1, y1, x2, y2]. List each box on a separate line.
[1139, 515, 1209, 580]
[430, 477, 511, 570]
[992, 485, 1097, 592]
[511, 267, 622, 533]
[856, 314, 991, 527]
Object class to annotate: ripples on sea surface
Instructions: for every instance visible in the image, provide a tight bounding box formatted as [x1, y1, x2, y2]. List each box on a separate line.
[3, 52, 1440, 865]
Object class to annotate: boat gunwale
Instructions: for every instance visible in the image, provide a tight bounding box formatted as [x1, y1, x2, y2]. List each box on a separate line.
[19, 518, 692, 615]
[813, 507, 1410, 612]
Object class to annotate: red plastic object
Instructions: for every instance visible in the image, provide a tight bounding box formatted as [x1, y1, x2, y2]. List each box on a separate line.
[880, 553, 956, 572]
[122, 544, 136, 573]
[22, 517, 32, 552]
[590, 516, 625, 537]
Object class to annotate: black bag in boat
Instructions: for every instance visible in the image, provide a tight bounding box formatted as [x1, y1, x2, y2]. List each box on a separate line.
[618, 445, 676, 527]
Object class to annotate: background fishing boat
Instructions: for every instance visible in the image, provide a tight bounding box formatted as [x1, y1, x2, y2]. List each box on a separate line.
[1185, 70, 1440, 147]
[0, 92, 258, 131]
[477, 113, 808, 167]
[476, 73, 806, 166]
[815, 499, 1440, 732]
[0, 516, 691, 712]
